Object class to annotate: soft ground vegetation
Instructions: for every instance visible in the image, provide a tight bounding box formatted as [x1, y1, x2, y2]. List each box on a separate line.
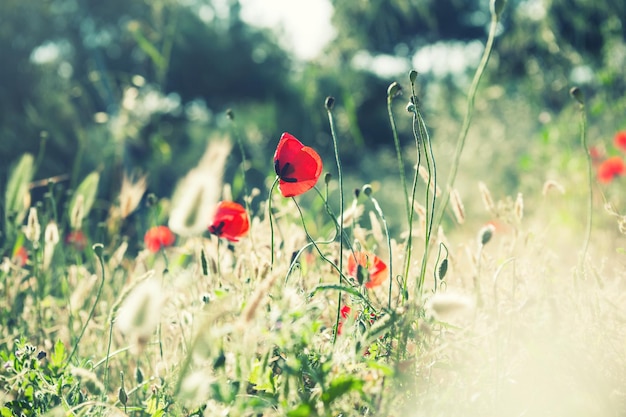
[2, 0, 626, 416]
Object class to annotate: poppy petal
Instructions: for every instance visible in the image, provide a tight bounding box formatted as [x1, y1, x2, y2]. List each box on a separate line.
[209, 201, 249, 242]
[273, 132, 323, 197]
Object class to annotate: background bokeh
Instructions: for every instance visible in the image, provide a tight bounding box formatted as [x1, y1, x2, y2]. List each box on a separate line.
[1, 0, 625, 232]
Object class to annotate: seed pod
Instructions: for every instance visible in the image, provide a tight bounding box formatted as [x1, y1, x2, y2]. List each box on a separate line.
[438, 258, 448, 281]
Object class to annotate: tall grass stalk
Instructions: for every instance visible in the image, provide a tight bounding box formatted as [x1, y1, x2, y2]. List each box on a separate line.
[433, 0, 504, 231]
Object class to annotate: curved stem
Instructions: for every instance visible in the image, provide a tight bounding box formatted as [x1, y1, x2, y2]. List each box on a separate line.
[433, 9, 500, 231]
[326, 104, 345, 343]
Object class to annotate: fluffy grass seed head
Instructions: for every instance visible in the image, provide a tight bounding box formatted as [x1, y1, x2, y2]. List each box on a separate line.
[426, 291, 475, 322]
[450, 188, 465, 224]
[169, 139, 231, 236]
[43, 221, 60, 270]
[542, 179, 565, 196]
[23, 207, 41, 243]
[116, 277, 164, 343]
[120, 172, 148, 219]
[478, 181, 495, 213]
[514, 192, 524, 222]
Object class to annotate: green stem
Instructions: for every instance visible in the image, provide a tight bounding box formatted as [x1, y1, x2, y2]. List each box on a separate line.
[387, 89, 411, 225]
[268, 178, 279, 269]
[66, 243, 106, 365]
[326, 101, 345, 344]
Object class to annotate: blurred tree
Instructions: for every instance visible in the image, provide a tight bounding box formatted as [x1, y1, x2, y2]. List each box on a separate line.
[0, 0, 296, 202]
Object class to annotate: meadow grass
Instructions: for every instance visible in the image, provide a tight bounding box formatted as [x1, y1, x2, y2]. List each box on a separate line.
[2, 1, 626, 415]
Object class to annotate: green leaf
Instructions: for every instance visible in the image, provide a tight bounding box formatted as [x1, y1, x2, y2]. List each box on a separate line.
[50, 340, 66, 368]
[321, 375, 364, 406]
[286, 403, 313, 417]
[4, 153, 35, 227]
[68, 171, 100, 229]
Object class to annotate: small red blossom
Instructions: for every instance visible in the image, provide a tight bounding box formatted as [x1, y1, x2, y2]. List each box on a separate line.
[13, 246, 28, 267]
[597, 156, 626, 184]
[588, 145, 604, 165]
[273, 132, 323, 197]
[347, 251, 388, 289]
[614, 131, 626, 152]
[144, 225, 176, 253]
[208, 201, 249, 242]
[337, 305, 352, 336]
[65, 230, 88, 251]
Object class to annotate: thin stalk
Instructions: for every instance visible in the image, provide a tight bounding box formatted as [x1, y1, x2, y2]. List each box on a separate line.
[66, 243, 106, 365]
[413, 100, 437, 300]
[326, 99, 345, 343]
[387, 85, 411, 224]
[572, 89, 591, 275]
[267, 178, 279, 268]
[433, 4, 501, 231]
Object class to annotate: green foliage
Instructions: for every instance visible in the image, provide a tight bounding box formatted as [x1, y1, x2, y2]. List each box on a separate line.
[0, 339, 83, 416]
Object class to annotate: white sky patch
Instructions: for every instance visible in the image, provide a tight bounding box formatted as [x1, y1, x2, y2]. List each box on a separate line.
[412, 40, 484, 77]
[239, 0, 336, 61]
[351, 51, 410, 78]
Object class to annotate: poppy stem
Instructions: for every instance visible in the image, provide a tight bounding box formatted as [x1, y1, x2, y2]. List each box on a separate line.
[387, 85, 412, 241]
[326, 100, 345, 344]
[268, 178, 279, 269]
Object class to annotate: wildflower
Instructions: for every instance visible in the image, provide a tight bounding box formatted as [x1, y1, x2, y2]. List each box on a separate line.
[614, 131, 626, 152]
[65, 230, 88, 251]
[588, 145, 604, 165]
[347, 251, 388, 289]
[597, 156, 626, 184]
[337, 305, 351, 335]
[208, 201, 249, 242]
[273, 132, 323, 197]
[13, 246, 28, 267]
[144, 225, 175, 252]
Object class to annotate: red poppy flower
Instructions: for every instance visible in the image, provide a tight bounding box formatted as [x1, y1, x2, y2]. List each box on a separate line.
[347, 251, 388, 289]
[597, 156, 626, 184]
[273, 132, 323, 197]
[614, 131, 626, 152]
[208, 201, 249, 242]
[144, 225, 176, 252]
[65, 230, 88, 251]
[14, 246, 28, 267]
[337, 305, 352, 335]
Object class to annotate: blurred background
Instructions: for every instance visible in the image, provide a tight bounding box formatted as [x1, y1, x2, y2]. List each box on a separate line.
[1, 0, 625, 225]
